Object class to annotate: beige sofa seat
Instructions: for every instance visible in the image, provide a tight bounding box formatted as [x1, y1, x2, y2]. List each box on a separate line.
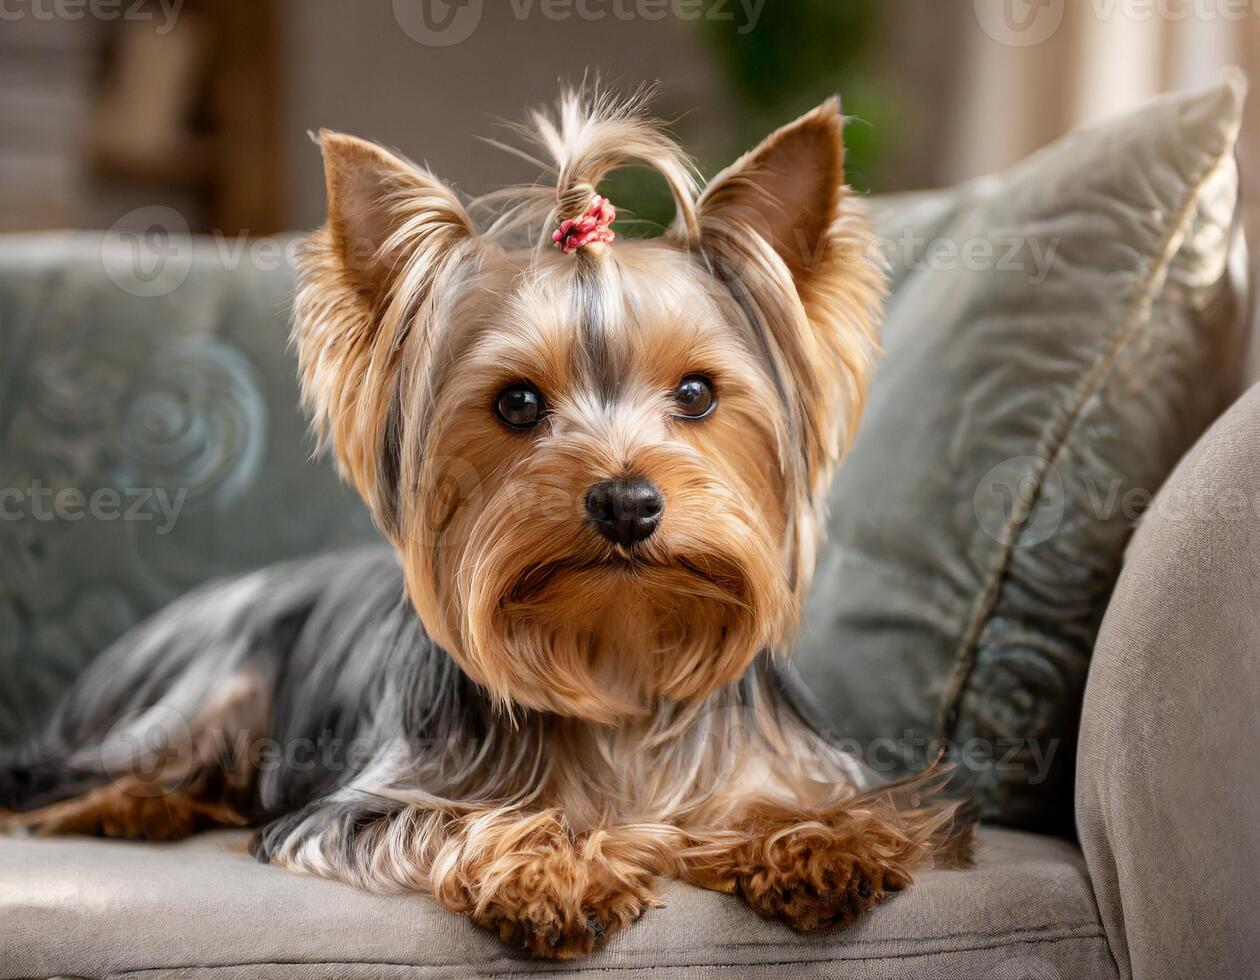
[0, 827, 1112, 980]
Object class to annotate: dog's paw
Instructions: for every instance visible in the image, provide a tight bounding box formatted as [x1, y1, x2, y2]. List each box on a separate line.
[432, 813, 670, 959]
[733, 826, 911, 932]
[474, 876, 656, 958]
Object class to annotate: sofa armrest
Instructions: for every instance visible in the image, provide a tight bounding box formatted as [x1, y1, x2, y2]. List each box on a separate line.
[1076, 383, 1260, 979]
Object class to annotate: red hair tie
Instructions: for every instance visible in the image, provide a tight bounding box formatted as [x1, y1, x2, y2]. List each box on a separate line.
[553, 194, 616, 254]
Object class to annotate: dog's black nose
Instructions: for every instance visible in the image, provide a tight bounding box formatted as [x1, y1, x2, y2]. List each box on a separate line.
[585, 478, 664, 547]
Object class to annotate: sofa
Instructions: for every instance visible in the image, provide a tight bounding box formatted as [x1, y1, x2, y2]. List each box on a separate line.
[2, 79, 1257, 979]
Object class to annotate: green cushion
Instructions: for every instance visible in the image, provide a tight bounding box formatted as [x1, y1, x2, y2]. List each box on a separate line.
[794, 74, 1248, 830]
[0, 236, 376, 742]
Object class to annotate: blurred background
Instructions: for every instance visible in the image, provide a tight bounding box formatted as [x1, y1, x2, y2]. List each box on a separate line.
[3, 0, 1257, 239]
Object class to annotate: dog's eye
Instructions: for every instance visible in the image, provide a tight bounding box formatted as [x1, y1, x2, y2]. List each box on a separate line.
[494, 383, 544, 429]
[673, 375, 716, 420]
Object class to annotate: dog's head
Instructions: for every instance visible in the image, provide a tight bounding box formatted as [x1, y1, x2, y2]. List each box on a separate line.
[294, 88, 882, 723]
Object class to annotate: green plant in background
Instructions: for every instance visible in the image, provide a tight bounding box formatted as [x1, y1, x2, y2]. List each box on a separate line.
[702, 0, 890, 194]
[599, 166, 685, 239]
[605, 0, 893, 237]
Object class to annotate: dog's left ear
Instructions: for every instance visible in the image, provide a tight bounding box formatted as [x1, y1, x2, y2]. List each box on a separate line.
[692, 95, 881, 437]
[691, 98, 882, 595]
[694, 97, 850, 297]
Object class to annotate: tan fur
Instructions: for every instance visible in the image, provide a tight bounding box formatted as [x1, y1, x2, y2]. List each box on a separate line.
[286, 87, 953, 956]
[293, 88, 880, 723]
[0, 781, 250, 840]
[264, 698, 971, 956]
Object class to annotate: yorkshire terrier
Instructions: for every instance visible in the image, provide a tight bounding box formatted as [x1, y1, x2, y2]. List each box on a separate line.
[1, 87, 971, 959]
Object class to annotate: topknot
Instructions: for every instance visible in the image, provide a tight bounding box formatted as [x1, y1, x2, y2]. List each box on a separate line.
[476, 83, 701, 249]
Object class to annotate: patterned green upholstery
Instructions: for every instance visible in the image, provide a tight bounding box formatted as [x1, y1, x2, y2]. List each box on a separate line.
[795, 77, 1247, 830]
[0, 235, 377, 742]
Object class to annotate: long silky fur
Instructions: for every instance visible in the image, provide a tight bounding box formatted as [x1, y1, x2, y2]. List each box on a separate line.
[2, 86, 967, 960]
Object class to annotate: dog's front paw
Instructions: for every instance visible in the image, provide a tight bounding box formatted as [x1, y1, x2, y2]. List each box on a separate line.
[719, 821, 912, 932]
[473, 873, 656, 958]
[430, 812, 677, 959]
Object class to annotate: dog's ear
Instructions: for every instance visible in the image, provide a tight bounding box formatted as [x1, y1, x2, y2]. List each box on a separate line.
[317, 130, 474, 303]
[295, 132, 477, 536]
[694, 98, 848, 293]
[692, 99, 883, 598]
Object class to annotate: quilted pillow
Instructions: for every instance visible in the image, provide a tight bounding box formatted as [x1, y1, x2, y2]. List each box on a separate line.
[794, 73, 1248, 831]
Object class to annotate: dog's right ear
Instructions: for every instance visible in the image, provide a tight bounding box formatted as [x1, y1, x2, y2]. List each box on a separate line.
[317, 130, 475, 304]
[296, 132, 476, 535]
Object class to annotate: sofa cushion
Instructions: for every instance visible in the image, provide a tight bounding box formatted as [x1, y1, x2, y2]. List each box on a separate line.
[1076, 381, 1260, 979]
[0, 827, 1113, 979]
[793, 74, 1249, 831]
[0, 235, 377, 744]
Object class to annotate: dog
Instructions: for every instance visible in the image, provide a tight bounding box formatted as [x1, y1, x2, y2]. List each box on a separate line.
[0, 86, 971, 959]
